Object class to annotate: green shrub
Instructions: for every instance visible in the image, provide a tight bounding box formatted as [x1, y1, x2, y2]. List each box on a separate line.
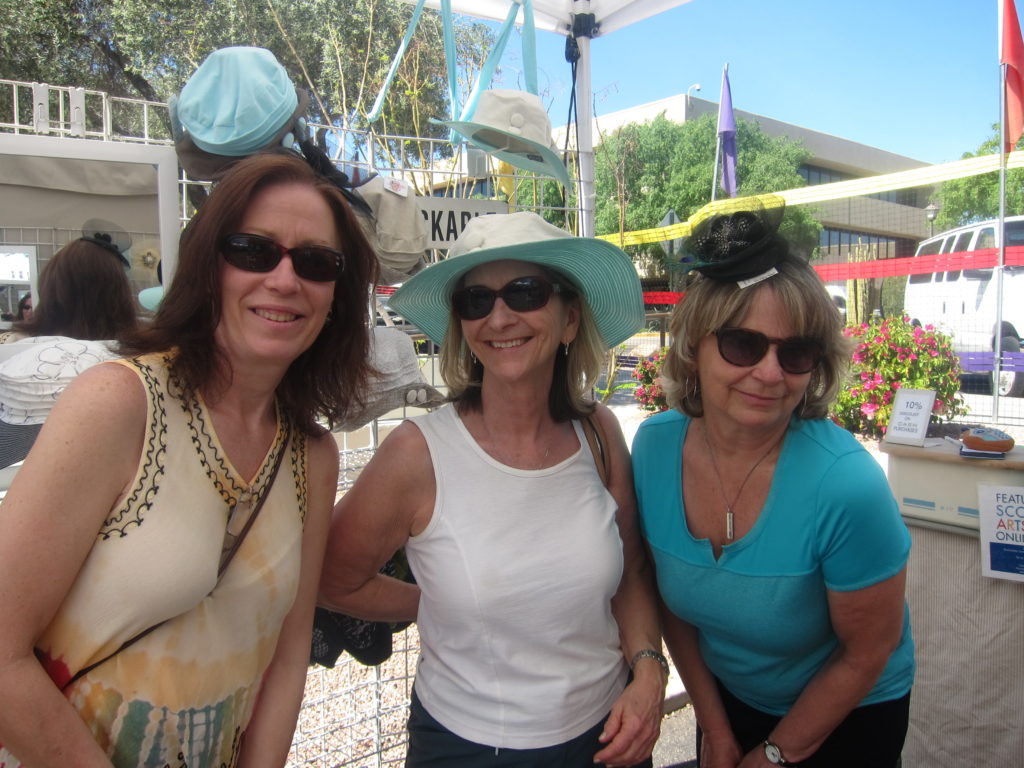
[832, 314, 968, 438]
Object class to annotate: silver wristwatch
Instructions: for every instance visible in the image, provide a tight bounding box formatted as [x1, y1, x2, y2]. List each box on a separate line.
[763, 739, 794, 766]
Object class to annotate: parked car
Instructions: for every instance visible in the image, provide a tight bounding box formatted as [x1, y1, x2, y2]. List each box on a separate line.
[903, 216, 1024, 396]
[825, 284, 847, 318]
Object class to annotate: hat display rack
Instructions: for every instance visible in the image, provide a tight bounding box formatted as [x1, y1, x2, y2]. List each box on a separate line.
[367, 0, 571, 188]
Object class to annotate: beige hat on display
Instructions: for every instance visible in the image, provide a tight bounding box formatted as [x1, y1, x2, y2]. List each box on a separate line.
[434, 89, 572, 188]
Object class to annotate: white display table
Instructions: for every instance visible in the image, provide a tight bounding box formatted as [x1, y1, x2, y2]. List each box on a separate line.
[880, 441, 1024, 766]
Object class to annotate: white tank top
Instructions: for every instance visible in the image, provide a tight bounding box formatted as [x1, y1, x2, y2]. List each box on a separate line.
[406, 405, 628, 749]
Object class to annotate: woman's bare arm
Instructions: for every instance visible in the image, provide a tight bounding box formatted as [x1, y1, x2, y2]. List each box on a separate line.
[0, 364, 146, 766]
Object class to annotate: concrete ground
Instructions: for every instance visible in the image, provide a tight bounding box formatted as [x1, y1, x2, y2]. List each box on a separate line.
[653, 704, 697, 768]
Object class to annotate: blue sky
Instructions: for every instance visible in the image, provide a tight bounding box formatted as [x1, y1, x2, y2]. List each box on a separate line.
[475, 0, 1002, 165]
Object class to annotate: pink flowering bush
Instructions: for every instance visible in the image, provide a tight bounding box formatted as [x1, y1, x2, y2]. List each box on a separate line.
[633, 348, 670, 413]
[832, 314, 968, 438]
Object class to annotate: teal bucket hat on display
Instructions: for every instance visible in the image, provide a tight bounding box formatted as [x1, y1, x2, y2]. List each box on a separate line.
[171, 46, 309, 180]
[434, 90, 572, 188]
[388, 211, 644, 347]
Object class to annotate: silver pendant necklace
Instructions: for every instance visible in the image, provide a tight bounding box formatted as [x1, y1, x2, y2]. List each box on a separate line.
[701, 423, 781, 541]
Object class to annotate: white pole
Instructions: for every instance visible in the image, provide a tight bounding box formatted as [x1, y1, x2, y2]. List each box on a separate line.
[575, 10, 595, 238]
[995, 58, 1008, 417]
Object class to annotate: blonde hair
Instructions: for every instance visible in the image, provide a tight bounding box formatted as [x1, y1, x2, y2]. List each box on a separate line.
[663, 254, 851, 419]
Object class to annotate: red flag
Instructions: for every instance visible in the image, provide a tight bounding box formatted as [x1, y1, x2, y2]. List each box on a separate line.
[1002, 0, 1024, 152]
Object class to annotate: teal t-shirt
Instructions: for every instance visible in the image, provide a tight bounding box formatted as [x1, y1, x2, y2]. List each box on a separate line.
[632, 410, 914, 715]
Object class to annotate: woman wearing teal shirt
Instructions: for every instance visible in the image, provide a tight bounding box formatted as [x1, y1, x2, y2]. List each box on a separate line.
[632, 199, 913, 768]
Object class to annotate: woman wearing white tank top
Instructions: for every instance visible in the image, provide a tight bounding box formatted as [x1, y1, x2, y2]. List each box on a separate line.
[320, 212, 666, 767]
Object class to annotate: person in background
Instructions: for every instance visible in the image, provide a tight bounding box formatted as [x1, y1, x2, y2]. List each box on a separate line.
[0, 237, 137, 343]
[0, 150, 378, 767]
[320, 211, 666, 768]
[0, 240, 139, 463]
[631, 200, 914, 768]
[15, 293, 32, 322]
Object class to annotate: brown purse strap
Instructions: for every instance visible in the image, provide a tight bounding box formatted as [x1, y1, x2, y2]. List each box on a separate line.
[582, 413, 611, 489]
[60, 436, 289, 691]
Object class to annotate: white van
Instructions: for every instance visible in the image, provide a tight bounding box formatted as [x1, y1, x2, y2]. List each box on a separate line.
[903, 215, 1024, 396]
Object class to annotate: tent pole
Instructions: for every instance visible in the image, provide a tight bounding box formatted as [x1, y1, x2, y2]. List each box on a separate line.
[573, 4, 596, 237]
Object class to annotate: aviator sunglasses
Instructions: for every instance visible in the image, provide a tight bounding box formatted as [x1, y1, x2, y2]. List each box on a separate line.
[451, 276, 565, 321]
[714, 327, 824, 375]
[220, 233, 344, 283]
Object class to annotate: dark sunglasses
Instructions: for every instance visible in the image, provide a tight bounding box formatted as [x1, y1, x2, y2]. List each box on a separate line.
[714, 327, 824, 375]
[220, 233, 343, 283]
[451, 276, 564, 321]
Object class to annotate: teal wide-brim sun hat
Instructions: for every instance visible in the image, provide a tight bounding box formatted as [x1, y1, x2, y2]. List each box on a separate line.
[388, 211, 644, 348]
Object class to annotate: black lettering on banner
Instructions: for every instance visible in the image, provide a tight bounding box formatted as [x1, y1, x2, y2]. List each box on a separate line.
[444, 211, 459, 242]
[422, 209, 443, 242]
[419, 208, 499, 244]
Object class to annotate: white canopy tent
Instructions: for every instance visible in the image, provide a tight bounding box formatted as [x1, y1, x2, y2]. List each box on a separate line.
[400, 0, 695, 236]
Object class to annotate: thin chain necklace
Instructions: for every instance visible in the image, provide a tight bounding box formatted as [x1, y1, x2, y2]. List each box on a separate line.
[701, 423, 782, 541]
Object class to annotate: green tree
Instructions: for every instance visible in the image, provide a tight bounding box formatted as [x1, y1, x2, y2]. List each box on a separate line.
[593, 113, 820, 277]
[0, 0, 493, 154]
[933, 126, 1024, 229]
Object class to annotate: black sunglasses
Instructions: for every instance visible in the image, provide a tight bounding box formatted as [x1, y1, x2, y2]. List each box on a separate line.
[714, 327, 824, 375]
[220, 233, 343, 283]
[451, 276, 564, 321]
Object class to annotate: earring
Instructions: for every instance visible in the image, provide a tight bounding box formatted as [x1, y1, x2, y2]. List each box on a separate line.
[471, 351, 478, 365]
[563, 342, 570, 356]
[800, 389, 809, 416]
[686, 375, 701, 401]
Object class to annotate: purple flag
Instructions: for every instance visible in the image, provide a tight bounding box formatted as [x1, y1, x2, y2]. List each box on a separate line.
[717, 66, 737, 197]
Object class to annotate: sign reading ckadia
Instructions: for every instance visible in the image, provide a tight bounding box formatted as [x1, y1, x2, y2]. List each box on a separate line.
[417, 197, 508, 248]
[978, 485, 1024, 582]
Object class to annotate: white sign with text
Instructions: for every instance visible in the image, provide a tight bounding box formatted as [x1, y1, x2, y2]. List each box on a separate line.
[978, 484, 1024, 582]
[884, 388, 935, 446]
[417, 197, 509, 247]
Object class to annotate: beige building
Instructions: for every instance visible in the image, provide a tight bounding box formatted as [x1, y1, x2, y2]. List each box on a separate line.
[556, 93, 934, 264]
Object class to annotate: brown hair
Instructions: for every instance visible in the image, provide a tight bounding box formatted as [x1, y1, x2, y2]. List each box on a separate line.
[119, 150, 379, 435]
[663, 253, 851, 419]
[15, 239, 138, 340]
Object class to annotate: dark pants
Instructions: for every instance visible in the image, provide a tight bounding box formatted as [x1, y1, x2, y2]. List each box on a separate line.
[696, 679, 910, 768]
[406, 688, 654, 768]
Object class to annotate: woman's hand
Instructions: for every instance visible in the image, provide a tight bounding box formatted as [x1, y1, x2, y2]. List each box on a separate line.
[593, 669, 663, 767]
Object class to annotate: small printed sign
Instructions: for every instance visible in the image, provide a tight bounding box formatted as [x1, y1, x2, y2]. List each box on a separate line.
[978, 484, 1024, 582]
[883, 388, 935, 447]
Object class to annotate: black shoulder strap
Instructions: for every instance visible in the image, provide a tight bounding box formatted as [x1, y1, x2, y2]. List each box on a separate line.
[582, 414, 611, 489]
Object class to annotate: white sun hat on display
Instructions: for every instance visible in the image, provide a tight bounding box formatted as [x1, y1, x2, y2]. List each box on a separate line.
[434, 89, 571, 188]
